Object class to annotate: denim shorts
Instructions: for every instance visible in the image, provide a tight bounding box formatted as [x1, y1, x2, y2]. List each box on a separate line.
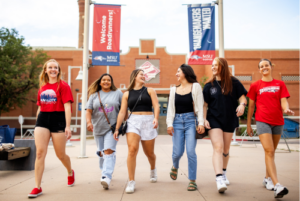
[256, 121, 283, 135]
[35, 112, 66, 133]
[126, 114, 158, 141]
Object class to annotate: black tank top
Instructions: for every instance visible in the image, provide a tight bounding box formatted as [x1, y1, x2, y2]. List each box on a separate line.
[128, 86, 152, 112]
[175, 92, 194, 114]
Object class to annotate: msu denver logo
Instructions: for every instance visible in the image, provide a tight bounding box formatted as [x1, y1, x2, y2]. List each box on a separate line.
[190, 55, 202, 60]
[94, 56, 106, 61]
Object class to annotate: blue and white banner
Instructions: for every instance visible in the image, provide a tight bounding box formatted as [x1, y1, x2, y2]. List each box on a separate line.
[187, 3, 215, 65]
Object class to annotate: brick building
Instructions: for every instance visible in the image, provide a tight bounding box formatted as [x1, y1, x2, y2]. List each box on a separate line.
[1, 1, 299, 135]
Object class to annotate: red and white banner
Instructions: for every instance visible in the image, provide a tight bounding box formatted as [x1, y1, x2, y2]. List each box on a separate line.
[92, 4, 121, 66]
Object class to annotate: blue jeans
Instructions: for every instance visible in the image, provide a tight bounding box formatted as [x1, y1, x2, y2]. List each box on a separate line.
[172, 112, 197, 180]
[94, 131, 117, 179]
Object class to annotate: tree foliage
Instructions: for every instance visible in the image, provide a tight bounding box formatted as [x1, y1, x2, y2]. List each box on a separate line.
[0, 28, 49, 115]
[199, 75, 209, 89]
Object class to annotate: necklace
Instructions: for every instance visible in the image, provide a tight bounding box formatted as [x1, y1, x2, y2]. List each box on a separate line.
[216, 81, 224, 94]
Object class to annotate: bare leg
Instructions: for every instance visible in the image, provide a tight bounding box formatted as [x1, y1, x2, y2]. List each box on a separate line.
[209, 129, 224, 175]
[141, 139, 156, 170]
[259, 134, 281, 184]
[222, 132, 233, 169]
[126, 132, 141, 181]
[51, 132, 72, 176]
[34, 127, 51, 188]
[265, 134, 281, 180]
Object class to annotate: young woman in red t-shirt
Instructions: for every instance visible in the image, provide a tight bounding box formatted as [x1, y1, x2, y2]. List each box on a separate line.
[28, 59, 75, 198]
[247, 59, 294, 198]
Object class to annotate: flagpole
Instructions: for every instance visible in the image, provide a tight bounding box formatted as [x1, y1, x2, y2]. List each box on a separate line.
[216, 0, 224, 57]
[78, 0, 90, 158]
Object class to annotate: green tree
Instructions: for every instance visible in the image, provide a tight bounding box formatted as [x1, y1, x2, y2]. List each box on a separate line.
[0, 28, 49, 115]
[199, 75, 209, 88]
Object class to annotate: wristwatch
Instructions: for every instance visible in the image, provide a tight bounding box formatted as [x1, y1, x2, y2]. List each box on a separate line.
[240, 103, 247, 107]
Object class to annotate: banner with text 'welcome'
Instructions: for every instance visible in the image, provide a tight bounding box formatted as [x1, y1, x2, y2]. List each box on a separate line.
[92, 4, 121, 66]
[187, 4, 215, 65]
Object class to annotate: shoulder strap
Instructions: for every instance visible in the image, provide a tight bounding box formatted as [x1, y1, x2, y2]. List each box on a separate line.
[128, 87, 147, 120]
[97, 91, 111, 127]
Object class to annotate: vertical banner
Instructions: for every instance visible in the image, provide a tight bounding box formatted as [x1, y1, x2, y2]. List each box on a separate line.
[187, 4, 215, 65]
[92, 4, 121, 66]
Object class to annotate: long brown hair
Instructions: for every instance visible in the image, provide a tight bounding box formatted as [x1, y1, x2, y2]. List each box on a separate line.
[39, 59, 62, 89]
[209, 57, 232, 95]
[177, 64, 198, 87]
[87, 73, 117, 98]
[127, 69, 144, 91]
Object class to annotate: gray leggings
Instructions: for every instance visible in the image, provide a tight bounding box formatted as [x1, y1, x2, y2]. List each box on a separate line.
[256, 121, 283, 135]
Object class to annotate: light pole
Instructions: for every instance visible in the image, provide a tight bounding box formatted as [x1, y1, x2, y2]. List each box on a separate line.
[78, 0, 90, 158]
[67, 66, 83, 147]
[75, 93, 82, 132]
[215, 0, 224, 57]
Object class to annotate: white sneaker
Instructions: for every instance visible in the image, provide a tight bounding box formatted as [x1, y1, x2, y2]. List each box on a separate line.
[274, 183, 289, 198]
[125, 180, 136, 194]
[216, 176, 227, 193]
[100, 176, 111, 189]
[262, 177, 274, 191]
[222, 171, 230, 185]
[150, 168, 157, 183]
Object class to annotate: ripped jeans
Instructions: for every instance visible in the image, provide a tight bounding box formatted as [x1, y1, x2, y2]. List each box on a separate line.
[94, 131, 117, 179]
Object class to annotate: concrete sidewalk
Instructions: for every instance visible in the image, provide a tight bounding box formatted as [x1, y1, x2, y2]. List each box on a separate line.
[0, 136, 299, 201]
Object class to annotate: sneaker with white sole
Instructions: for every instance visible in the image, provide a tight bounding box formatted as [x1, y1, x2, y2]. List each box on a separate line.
[150, 168, 157, 183]
[274, 183, 288, 198]
[28, 187, 42, 198]
[100, 176, 111, 189]
[262, 177, 274, 191]
[216, 176, 227, 193]
[125, 180, 136, 194]
[222, 171, 230, 185]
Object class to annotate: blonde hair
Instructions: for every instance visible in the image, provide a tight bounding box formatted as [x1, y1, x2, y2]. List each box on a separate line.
[127, 69, 144, 91]
[39, 59, 62, 88]
[87, 73, 117, 98]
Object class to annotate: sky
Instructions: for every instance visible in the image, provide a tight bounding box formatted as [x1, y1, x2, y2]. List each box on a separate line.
[0, 0, 299, 55]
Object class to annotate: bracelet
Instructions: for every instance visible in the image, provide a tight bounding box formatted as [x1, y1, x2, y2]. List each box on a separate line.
[240, 103, 246, 107]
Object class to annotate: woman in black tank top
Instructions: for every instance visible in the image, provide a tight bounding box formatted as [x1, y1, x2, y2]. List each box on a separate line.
[113, 69, 160, 193]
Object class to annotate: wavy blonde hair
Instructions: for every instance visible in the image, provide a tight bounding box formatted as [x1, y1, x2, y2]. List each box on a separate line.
[39, 59, 62, 89]
[87, 73, 117, 98]
[127, 69, 144, 91]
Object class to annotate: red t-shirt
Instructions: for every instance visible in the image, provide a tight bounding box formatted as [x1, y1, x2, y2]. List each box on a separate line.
[37, 80, 74, 112]
[247, 79, 290, 125]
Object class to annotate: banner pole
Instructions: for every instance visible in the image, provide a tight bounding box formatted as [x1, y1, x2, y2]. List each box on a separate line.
[218, 0, 224, 57]
[79, 0, 90, 158]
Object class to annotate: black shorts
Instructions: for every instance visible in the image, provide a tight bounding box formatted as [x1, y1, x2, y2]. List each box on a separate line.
[35, 112, 66, 133]
[206, 117, 236, 133]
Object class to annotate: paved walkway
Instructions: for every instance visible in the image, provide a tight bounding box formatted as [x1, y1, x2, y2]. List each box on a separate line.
[0, 136, 299, 201]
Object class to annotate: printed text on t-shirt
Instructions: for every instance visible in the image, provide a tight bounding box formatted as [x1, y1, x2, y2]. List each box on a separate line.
[259, 86, 280, 95]
[99, 104, 114, 113]
[40, 89, 57, 104]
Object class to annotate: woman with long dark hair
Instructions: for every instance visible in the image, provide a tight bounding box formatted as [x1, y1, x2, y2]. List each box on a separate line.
[203, 57, 247, 193]
[86, 73, 123, 189]
[247, 59, 293, 198]
[28, 59, 74, 198]
[113, 69, 160, 194]
[166, 64, 205, 191]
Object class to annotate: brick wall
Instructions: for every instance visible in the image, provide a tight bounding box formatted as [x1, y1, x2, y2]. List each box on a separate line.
[1, 40, 299, 134]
